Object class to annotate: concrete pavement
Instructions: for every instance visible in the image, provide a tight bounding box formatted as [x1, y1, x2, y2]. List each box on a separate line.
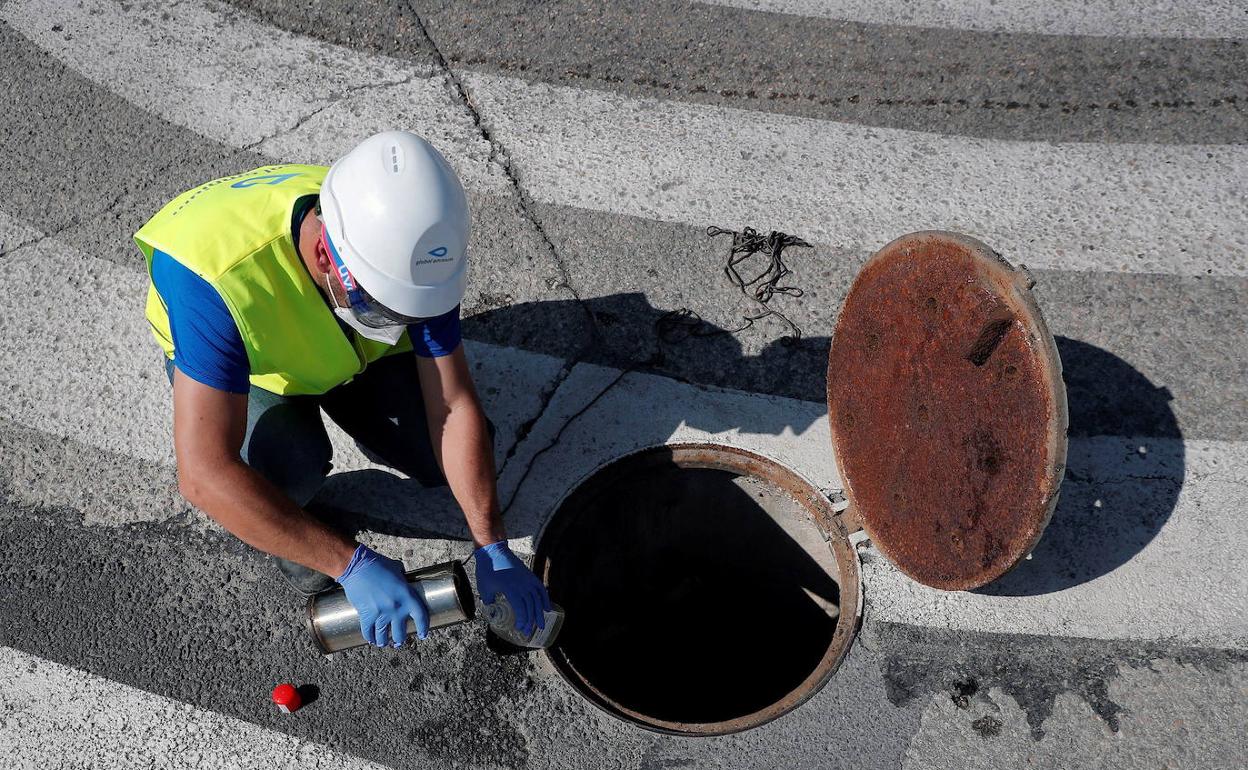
[697, 0, 1248, 38]
[0, 0, 1245, 767]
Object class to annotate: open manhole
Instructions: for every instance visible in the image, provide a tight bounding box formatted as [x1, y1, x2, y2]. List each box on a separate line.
[533, 444, 861, 736]
[534, 231, 1067, 736]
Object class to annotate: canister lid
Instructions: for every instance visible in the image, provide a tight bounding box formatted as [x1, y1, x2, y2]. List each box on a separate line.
[827, 232, 1068, 590]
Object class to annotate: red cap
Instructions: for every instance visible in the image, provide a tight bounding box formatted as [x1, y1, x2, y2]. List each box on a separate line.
[272, 683, 302, 713]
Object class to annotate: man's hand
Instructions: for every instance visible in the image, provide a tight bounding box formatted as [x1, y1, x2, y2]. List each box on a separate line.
[336, 545, 430, 648]
[474, 541, 553, 636]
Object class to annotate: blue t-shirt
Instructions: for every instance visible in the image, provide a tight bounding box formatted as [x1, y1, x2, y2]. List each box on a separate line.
[150, 249, 462, 393]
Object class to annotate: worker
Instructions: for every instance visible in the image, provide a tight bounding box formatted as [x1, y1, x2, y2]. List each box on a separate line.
[135, 131, 551, 648]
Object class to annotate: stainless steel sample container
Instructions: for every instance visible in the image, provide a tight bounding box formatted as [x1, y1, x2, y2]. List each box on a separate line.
[306, 560, 475, 653]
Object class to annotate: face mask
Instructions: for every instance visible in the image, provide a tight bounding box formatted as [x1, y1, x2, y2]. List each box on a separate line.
[324, 273, 407, 345]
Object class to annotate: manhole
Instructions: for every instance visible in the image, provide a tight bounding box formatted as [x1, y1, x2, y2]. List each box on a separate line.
[533, 444, 861, 736]
[533, 231, 1067, 736]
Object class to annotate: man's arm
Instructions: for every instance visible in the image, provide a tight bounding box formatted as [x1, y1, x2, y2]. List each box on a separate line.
[174, 369, 429, 647]
[171, 368, 357, 576]
[414, 346, 504, 547]
[416, 346, 553, 635]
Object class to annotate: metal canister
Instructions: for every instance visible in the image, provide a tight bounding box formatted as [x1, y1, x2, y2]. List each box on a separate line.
[306, 560, 476, 653]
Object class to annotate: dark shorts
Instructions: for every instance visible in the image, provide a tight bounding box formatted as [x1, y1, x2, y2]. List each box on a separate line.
[164, 352, 491, 508]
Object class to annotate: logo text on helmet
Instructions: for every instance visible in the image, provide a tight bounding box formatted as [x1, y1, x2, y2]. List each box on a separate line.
[336, 264, 355, 291]
[428, 247, 448, 258]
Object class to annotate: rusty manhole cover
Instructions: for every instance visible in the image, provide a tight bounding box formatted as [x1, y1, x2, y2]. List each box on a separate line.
[533, 444, 860, 736]
[827, 231, 1068, 591]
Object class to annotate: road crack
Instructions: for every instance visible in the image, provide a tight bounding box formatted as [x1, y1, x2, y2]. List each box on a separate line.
[0, 190, 126, 260]
[403, 1, 620, 508]
[240, 72, 426, 153]
[403, 1, 598, 352]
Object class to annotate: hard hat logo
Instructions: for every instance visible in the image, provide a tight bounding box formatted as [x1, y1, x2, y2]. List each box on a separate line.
[428, 246, 448, 258]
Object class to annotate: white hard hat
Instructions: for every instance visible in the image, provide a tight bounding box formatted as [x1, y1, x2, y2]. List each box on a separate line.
[319, 131, 470, 320]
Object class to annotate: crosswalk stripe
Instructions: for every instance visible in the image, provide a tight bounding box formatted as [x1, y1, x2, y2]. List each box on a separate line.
[0, 232, 174, 464]
[1, 0, 1243, 763]
[0, 646, 386, 770]
[460, 73, 1246, 278]
[900, 655, 1246, 767]
[402, 0, 1246, 145]
[865, 435, 1248, 649]
[697, 0, 1248, 39]
[0, 0, 502, 196]
[1, 211, 1244, 649]
[495, 363, 1248, 649]
[4, 0, 1243, 279]
[0, 222, 565, 547]
[2, 0, 1243, 649]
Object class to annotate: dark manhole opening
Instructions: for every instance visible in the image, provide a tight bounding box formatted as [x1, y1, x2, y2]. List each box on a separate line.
[535, 444, 860, 735]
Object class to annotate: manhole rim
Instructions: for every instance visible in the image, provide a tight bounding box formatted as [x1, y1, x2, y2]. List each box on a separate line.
[532, 441, 863, 737]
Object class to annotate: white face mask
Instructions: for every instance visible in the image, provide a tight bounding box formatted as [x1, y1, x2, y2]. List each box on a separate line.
[324, 273, 407, 345]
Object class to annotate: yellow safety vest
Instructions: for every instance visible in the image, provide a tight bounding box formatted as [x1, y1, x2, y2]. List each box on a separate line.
[135, 164, 410, 395]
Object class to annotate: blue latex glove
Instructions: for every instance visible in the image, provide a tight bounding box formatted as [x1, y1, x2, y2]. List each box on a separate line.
[474, 541, 553, 636]
[336, 544, 429, 649]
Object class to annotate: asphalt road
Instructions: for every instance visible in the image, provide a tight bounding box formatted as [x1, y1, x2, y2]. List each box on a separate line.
[0, 0, 1245, 768]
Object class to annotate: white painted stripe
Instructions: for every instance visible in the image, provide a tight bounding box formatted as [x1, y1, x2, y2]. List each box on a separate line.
[0, 229, 175, 465]
[2, 212, 1245, 647]
[862, 436, 1248, 650]
[0, 646, 386, 770]
[0, 0, 504, 195]
[4, 0, 1244, 278]
[699, 0, 1248, 40]
[497, 363, 1248, 648]
[0, 215, 564, 545]
[3, 0, 1244, 651]
[461, 74, 1247, 278]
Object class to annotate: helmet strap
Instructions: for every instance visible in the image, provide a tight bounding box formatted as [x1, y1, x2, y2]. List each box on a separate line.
[322, 272, 348, 311]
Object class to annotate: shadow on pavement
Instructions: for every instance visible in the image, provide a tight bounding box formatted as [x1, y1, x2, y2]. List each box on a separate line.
[976, 337, 1184, 596]
[318, 294, 1185, 599]
[295, 683, 320, 708]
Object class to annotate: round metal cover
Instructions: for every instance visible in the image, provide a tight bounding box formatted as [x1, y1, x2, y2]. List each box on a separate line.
[827, 231, 1067, 591]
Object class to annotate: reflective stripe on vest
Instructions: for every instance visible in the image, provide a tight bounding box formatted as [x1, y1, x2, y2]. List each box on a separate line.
[135, 164, 410, 395]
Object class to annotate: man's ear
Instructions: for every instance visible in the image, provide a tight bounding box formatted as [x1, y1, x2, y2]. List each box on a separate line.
[313, 237, 334, 274]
